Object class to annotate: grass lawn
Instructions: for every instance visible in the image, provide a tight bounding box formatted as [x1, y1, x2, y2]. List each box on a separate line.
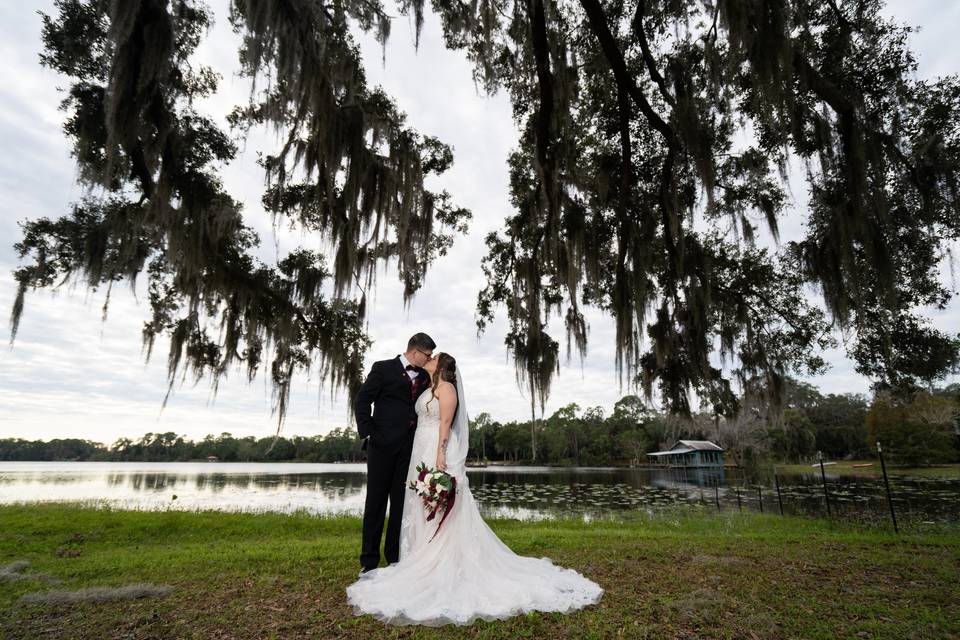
[1, 503, 957, 639]
[774, 460, 960, 479]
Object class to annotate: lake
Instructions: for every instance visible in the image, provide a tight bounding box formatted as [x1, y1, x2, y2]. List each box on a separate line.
[1, 461, 957, 525]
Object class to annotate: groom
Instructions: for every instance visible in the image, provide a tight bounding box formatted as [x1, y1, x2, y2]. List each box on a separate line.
[354, 332, 435, 573]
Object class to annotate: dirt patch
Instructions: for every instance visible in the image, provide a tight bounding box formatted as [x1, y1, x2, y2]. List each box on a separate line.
[689, 554, 747, 567]
[18, 583, 175, 605]
[665, 587, 734, 624]
[0, 560, 59, 583]
[55, 532, 87, 558]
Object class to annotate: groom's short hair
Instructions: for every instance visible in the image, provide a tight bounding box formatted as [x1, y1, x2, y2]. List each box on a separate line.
[407, 333, 436, 352]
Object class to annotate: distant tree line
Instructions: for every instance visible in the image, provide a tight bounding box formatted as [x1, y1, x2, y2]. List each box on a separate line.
[3, 380, 958, 467]
[0, 429, 365, 464]
[469, 380, 959, 468]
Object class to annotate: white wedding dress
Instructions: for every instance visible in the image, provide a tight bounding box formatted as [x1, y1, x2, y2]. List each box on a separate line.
[345, 375, 604, 626]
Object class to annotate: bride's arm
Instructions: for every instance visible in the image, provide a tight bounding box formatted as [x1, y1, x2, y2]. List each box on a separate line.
[435, 383, 457, 471]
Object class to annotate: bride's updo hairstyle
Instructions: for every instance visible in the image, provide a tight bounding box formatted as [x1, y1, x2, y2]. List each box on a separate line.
[428, 353, 457, 409]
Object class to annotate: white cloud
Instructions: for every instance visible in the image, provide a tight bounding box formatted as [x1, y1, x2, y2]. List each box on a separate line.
[0, 0, 957, 443]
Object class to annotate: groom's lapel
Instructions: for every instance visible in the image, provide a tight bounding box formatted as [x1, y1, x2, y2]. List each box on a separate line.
[395, 355, 414, 390]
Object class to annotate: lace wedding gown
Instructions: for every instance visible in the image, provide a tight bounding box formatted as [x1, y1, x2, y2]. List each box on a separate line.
[345, 384, 604, 626]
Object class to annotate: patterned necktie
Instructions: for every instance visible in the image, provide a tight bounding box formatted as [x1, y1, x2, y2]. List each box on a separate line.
[408, 369, 425, 428]
[409, 369, 421, 400]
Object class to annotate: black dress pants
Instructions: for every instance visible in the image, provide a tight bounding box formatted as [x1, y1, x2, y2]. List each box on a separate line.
[360, 433, 414, 569]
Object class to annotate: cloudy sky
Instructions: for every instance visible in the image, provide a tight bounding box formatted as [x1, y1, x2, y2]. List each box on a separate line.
[1, 1, 957, 446]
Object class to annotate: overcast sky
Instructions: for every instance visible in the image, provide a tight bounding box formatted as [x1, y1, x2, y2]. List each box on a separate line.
[1, 0, 957, 446]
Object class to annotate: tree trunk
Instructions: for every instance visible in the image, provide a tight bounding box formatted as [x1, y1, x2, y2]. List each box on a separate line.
[530, 401, 538, 462]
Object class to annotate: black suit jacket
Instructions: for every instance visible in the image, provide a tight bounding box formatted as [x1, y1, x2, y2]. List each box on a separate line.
[355, 356, 428, 449]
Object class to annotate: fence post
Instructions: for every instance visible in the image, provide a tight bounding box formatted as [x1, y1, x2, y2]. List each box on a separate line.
[736, 486, 741, 511]
[756, 485, 763, 513]
[877, 441, 899, 534]
[774, 467, 784, 516]
[818, 450, 831, 517]
[715, 485, 721, 511]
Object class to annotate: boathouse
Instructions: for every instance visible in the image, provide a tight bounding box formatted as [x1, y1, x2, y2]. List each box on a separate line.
[647, 440, 724, 467]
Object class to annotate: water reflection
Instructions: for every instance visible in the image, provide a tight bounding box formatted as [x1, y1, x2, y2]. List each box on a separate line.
[0, 461, 956, 524]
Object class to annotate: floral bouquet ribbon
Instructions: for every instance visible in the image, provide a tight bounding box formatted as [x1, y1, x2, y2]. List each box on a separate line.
[407, 461, 457, 542]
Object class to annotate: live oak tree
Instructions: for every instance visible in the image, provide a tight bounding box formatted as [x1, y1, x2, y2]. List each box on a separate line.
[10, 0, 960, 437]
[12, 0, 471, 437]
[468, 0, 960, 422]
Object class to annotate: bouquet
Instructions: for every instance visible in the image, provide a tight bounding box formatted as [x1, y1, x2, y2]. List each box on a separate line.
[407, 461, 457, 542]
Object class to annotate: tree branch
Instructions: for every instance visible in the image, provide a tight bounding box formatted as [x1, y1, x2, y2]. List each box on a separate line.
[630, 0, 675, 108]
[580, 0, 670, 138]
[826, 0, 853, 36]
[578, 0, 681, 290]
[527, 0, 559, 225]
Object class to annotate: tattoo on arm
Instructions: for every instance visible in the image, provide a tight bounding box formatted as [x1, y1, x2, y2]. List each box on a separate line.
[437, 382, 455, 452]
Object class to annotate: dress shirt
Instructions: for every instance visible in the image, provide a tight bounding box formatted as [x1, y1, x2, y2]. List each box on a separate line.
[399, 353, 418, 381]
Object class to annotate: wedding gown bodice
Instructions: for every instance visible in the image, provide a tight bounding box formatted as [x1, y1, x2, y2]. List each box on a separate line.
[400, 387, 465, 560]
[414, 385, 436, 416]
[347, 383, 603, 626]
[411, 386, 466, 480]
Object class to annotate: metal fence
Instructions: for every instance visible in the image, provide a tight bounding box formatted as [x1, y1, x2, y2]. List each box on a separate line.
[669, 441, 957, 532]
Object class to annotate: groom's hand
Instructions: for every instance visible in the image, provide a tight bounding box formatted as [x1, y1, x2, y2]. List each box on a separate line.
[355, 364, 384, 439]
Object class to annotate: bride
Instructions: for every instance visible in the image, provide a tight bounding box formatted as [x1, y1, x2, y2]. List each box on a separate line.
[345, 353, 604, 626]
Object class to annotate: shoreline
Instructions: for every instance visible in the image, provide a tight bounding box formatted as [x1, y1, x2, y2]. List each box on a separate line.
[4, 458, 959, 478]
